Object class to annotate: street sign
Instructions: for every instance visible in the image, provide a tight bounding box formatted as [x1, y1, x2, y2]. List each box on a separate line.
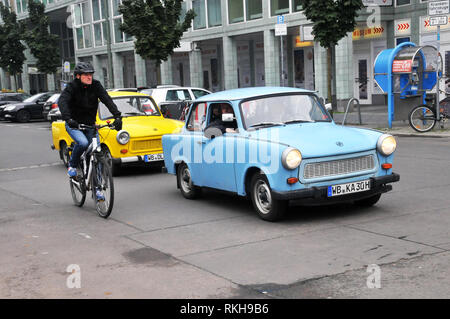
[277, 15, 284, 24]
[362, 0, 392, 5]
[300, 25, 314, 41]
[428, 0, 450, 16]
[275, 23, 287, 36]
[63, 61, 70, 73]
[430, 15, 449, 26]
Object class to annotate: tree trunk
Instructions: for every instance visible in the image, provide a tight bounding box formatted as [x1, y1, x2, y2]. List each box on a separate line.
[327, 47, 332, 108]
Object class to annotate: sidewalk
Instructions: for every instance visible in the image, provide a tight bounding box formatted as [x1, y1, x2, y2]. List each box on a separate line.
[332, 105, 450, 138]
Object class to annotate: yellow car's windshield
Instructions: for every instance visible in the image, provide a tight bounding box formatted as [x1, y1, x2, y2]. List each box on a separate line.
[99, 96, 161, 120]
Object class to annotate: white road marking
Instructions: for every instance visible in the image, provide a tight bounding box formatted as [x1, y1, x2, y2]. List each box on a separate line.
[0, 162, 61, 173]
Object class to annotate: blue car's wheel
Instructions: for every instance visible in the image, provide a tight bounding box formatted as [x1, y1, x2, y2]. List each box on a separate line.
[177, 163, 201, 199]
[250, 173, 287, 221]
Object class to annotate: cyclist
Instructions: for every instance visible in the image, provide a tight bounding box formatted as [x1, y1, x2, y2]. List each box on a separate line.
[59, 62, 122, 200]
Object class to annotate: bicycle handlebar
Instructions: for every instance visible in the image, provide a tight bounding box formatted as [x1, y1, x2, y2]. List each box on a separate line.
[78, 123, 115, 130]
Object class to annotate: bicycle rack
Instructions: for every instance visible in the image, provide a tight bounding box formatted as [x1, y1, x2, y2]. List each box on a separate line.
[342, 98, 362, 126]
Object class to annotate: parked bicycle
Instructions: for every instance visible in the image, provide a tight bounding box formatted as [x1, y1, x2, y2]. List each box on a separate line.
[408, 91, 450, 133]
[68, 123, 115, 218]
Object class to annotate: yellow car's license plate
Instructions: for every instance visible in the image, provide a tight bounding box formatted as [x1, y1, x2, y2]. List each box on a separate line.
[144, 153, 164, 162]
[327, 180, 370, 197]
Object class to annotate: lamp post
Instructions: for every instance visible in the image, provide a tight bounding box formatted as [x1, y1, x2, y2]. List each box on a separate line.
[103, 0, 114, 88]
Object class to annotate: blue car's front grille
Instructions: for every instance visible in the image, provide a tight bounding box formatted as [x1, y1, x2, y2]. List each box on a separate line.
[303, 155, 375, 180]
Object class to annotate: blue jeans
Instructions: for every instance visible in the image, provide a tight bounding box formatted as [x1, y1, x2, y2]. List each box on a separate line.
[65, 123, 97, 168]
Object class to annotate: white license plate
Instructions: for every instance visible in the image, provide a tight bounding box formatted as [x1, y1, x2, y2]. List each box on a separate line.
[144, 153, 164, 162]
[327, 180, 371, 197]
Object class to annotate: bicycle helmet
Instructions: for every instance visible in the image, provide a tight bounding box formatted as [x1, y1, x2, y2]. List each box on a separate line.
[74, 62, 95, 75]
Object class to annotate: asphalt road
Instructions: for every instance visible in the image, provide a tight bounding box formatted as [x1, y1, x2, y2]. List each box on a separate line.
[0, 120, 449, 299]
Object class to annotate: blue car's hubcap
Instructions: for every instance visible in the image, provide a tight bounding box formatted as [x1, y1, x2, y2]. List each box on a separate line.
[181, 168, 192, 192]
[255, 180, 272, 214]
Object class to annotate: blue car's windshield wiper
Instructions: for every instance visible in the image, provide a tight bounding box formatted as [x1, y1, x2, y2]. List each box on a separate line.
[283, 119, 315, 124]
[248, 122, 285, 129]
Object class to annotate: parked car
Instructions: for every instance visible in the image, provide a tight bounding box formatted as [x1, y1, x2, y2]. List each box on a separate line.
[51, 91, 184, 175]
[0, 93, 31, 119]
[140, 85, 211, 119]
[2, 92, 54, 122]
[43, 93, 61, 122]
[162, 87, 400, 221]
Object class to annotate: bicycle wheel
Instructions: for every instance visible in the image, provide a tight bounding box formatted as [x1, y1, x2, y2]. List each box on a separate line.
[92, 156, 114, 218]
[409, 105, 436, 133]
[69, 165, 86, 207]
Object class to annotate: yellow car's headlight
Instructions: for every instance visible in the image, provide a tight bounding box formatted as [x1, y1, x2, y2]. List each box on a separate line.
[116, 130, 130, 145]
[282, 147, 302, 170]
[377, 134, 397, 156]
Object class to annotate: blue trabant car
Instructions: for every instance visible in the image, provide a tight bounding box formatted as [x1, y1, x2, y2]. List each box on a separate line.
[162, 87, 400, 221]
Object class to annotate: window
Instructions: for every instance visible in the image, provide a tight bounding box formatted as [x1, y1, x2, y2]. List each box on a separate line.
[271, 0, 289, 16]
[113, 18, 123, 43]
[246, 0, 262, 20]
[229, 0, 244, 23]
[94, 23, 103, 47]
[187, 103, 207, 131]
[72, 2, 92, 49]
[111, 0, 132, 43]
[193, 0, 206, 29]
[207, 0, 221, 27]
[192, 89, 210, 99]
[15, 0, 22, 13]
[191, 0, 223, 29]
[92, 0, 101, 21]
[396, 0, 410, 5]
[396, 37, 410, 45]
[166, 89, 190, 101]
[179, 1, 187, 22]
[292, 0, 301, 12]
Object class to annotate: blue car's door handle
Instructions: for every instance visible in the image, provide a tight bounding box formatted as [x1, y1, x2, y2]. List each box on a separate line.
[197, 140, 206, 145]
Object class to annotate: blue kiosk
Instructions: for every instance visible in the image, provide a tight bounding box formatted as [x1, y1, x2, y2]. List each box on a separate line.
[374, 42, 440, 128]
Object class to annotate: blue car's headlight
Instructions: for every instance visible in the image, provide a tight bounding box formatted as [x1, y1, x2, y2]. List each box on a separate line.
[282, 147, 302, 170]
[377, 134, 397, 156]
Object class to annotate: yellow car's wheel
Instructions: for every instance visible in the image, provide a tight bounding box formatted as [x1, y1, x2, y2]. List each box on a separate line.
[102, 146, 120, 176]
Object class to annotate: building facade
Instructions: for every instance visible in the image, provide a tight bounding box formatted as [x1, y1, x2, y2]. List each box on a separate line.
[1, 0, 449, 107]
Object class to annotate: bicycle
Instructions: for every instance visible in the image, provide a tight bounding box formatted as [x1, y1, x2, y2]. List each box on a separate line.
[68, 123, 115, 218]
[408, 91, 450, 133]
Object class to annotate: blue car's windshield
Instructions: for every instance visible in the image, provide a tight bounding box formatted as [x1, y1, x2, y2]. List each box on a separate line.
[240, 94, 331, 129]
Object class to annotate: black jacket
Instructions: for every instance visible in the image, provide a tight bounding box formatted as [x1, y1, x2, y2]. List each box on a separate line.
[59, 79, 121, 125]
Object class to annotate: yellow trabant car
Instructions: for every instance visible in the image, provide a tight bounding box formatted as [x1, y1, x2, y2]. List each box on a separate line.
[51, 91, 184, 174]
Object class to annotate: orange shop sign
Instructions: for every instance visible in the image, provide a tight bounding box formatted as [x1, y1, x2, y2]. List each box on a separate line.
[352, 26, 385, 40]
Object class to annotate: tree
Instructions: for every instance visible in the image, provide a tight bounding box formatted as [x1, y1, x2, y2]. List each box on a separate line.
[300, 0, 363, 109]
[119, 0, 195, 66]
[0, 2, 26, 90]
[24, 0, 60, 75]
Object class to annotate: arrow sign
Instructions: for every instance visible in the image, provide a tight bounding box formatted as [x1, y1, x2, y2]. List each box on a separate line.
[397, 23, 410, 31]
